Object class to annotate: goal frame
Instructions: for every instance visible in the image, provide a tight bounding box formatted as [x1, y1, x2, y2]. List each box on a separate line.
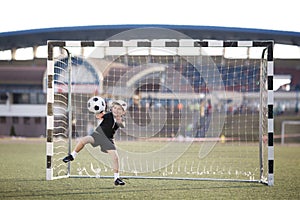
[46, 39, 274, 186]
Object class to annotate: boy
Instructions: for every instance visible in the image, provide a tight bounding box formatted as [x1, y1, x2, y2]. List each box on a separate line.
[63, 99, 127, 186]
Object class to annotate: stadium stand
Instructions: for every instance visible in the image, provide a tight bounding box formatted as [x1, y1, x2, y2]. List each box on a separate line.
[0, 25, 299, 137]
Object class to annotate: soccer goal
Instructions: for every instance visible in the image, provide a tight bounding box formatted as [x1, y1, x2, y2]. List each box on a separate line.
[46, 31, 274, 186]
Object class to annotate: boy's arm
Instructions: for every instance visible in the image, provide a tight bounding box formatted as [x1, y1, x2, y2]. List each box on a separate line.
[95, 112, 105, 119]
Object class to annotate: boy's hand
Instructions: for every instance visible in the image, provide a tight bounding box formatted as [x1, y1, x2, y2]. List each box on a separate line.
[115, 115, 123, 123]
[115, 115, 125, 128]
[95, 112, 104, 119]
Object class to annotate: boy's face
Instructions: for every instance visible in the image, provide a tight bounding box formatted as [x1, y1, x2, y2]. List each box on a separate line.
[112, 104, 125, 117]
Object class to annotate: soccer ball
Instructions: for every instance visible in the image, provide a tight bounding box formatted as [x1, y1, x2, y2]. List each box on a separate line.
[87, 96, 106, 114]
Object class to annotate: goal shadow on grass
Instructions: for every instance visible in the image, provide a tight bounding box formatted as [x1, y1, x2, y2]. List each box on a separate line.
[0, 177, 263, 199]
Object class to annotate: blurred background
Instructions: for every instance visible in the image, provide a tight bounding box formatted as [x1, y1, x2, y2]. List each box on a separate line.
[0, 0, 299, 144]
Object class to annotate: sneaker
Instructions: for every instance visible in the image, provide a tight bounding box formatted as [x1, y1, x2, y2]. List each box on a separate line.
[62, 155, 74, 163]
[114, 178, 125, 186]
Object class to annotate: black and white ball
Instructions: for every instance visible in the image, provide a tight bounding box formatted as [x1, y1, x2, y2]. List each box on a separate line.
[87, 96, 106, 114]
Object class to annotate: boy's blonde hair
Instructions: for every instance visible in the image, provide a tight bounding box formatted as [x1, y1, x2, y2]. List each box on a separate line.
[112, 100, 127, 112]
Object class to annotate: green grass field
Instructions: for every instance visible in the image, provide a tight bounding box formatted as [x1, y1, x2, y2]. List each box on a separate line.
[0, 138, 299, 200]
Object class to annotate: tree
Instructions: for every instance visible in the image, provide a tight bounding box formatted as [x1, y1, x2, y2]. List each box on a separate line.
[10, 125, 16, 137]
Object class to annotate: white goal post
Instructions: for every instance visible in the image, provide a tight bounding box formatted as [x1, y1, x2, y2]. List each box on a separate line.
[46, 37, 274, 186]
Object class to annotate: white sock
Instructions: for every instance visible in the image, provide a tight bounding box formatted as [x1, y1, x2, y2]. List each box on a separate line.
[114, 173, 119, 180]
[71, 151, 77, 159]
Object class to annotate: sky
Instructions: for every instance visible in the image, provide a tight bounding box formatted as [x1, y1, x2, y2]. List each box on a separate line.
[0, 0, 299, 33]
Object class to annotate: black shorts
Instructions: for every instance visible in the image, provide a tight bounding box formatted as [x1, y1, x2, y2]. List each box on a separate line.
[91, 131, 116, 153]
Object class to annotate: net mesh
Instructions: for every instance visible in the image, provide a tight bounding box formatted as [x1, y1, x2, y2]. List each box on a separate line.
[49, 42, 269, 182]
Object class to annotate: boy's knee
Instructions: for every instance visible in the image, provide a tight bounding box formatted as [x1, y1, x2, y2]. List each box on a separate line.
[109, 151, 119, 161]
[113, 154, 119, 162]
[78, 139, 85, 146]
[80, 136, 93, 145]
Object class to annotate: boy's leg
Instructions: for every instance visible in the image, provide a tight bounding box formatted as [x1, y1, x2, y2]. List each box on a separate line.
[107, 150, 125, 185]
[107, 149, 119, 174]
[74, 135, 95, 153]
[63, 136, 94, 163]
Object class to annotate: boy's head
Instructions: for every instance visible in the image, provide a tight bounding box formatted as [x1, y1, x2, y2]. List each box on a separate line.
[111, 100, 127, 116]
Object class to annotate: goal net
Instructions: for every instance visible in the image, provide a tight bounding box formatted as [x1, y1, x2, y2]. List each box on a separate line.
[46, 33, 274, 186]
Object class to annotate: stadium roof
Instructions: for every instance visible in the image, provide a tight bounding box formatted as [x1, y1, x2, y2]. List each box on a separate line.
[0, 24, 300, 51]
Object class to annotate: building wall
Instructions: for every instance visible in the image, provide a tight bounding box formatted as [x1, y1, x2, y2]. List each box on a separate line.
[0, 104, 46, 137]
[0, 116, 46, 137]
